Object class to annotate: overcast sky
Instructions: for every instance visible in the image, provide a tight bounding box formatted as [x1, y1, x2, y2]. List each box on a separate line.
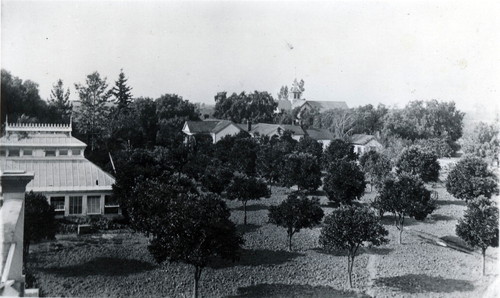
[2, 1, 499, 116]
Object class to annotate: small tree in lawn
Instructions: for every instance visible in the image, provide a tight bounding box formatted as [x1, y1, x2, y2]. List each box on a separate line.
[446, 155, 499, 201]
[226, 174, 271, 225]
[396, 145, 440, 183]
[456, 196, 498, 275]
[323, 160, 366, 206]
[359, 150, 392, 191]
[319, 205, 388, 288]
[24, 191, 57, 260]
[323, 138, 358, 165]
[376, 173, 436, 244]
[281, 152, 322, 191]
[268, 192, 324, 251]
[130, 176, 243, 298]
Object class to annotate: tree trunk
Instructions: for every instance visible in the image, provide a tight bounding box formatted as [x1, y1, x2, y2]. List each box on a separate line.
[347, 255, 353, 288]
[193, 266, 202, 298]
[243, 201, 247, 225]
[482, 247, 486, 276]
[288, 232, 293, 251]
[399, 217, 404, 244]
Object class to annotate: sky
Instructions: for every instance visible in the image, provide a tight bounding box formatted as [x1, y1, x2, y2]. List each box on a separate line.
[2, 1, 499, 118]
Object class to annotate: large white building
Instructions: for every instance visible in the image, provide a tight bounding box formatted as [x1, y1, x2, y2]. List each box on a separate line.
[0, 121, 119, 217]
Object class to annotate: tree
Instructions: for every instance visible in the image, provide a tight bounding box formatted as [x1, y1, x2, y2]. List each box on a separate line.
[268, 192, 324, 251]
[456, 196, 498, 275]
[350, 104, 388, 135]
[323, 139, 357, 166]
[281, 152, 322, 191]
[396, 145, 440, 183]
[48, 79, 72, 123]
[446, 156, 499, 201]
[376, 173, 436, 243]
[319, 205, 388, 288]
[24, 192, 57, 260]
[295, 136, 323, 160]
[277, 85, 289, 100]
[200, 164, 234, 194]
[316, 108, 354, 139]
[323, 160, 366, 206]
[111, 69, 133, 110]
[130, 176, 243, 298]
[461, 122, 500, 166]
[359, 151, 392, 191]
[74, 71, 111, 151]
[226, 174, 271, 225]
[213, 91, 277, 123]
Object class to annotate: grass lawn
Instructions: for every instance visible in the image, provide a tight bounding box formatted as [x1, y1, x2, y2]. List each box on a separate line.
[29, 169, 498, 297]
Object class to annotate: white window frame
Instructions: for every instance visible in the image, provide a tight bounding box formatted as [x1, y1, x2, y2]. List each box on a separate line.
[69, 196, 83, 215]
[87, 196, 101, 215]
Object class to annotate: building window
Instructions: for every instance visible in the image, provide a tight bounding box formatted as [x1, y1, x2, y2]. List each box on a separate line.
[72, 149, 81, 156]
[23, 149, 33, 156]
[59, 149, 68, 156]
[87, 196, 101, 214]
[45, 150, 56, 157]
[8, 149, 20, 157]
[51, 196, 65, 216]
[104, 195, 120, 214]
[69, 196, 82, 215]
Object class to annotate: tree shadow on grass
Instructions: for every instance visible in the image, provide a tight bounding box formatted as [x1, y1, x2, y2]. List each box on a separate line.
[436, 200, 466, 207]
[233, 204, 269, 212]
[42, 257, 155, 277]
[230, 283, 370, 297]
[312, 247, 349, 257]
[363, 246, 393, 255]
[429, 214, 455, 221]
[237, 223, 261, 234]
[374, 274, 474, 294]
[210, 249, 305, 269]
[379, 215, 420, 227]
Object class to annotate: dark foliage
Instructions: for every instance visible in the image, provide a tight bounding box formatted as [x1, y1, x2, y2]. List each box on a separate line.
[396, 145, 440, 183]
[359, 150, 392, 191]
[323, 160, 366, 206]
[281, 152, 322, 191]
[213, 91, 277, 123]
[323, 139, 357, 165]
[24, 192, 57, 259]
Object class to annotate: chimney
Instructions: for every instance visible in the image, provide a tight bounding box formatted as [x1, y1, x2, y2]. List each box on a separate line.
[247, 120, 252, 132]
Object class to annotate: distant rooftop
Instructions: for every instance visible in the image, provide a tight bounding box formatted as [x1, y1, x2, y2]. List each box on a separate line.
[0, 133, 86, 148]
[304, 101, 349, 112]
[5, 121, 72, 134]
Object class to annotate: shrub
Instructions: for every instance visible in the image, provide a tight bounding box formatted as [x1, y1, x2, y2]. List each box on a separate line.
[396, 145, 440, 182]
[323, 160, 366, 206]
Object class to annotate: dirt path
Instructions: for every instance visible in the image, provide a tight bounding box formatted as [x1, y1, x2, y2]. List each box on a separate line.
[364, 249, 379, 296]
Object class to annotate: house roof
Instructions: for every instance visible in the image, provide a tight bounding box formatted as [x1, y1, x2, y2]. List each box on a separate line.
[250, 123, 305, 137]
[0, 158, 115, 192]
[350, 134, 379, 145]
[303, 101, 349, 112]
[0, 133, 86, 148]
[276, 99, 292, 111]
[305, 128, 335, 140]
[184, 120, 239, 134]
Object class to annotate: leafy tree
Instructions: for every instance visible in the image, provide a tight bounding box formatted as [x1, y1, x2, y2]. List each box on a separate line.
[24, 192, 57, 260]
[456, 196, 499, 275]
[268, 192, 324, 251]
[359, 151, 392, 191]
[130, 176, 243, 298]
[111, 69, 133, 110]
[277, 85, 289, 100]
[323, 139, 357, 165]
[48, 79, 72, 123]
[213, 91, 277, 123]
[376, 173, 436, 243]
[1, 69, 50, 124]
[214, 132, 258, 175]
[319, 205, 388, 288]
[74, 71, 111, 151]
[323, 160, 366, 206]
[414, 137, 453, 158]
[281, 152, 322, 191]
[446, 156, 499, 201]
[396, 145, 440, 183]
[350, 104, 388, 135]
[461, 122, 500, 166]
[316, 109, 354, 139]
[226, 174, 271, 225]
[296, 136, 323, 160]
[256, 138, 284, 184]
[200, 164, 234, 194]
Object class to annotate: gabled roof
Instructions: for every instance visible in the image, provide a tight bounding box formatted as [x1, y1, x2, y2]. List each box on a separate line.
[305, 128, 335, 140]
[249, 123, 305, 137]
[276, 99, 292, 111]
[350, 134, 379, 145]
[303, 101, 349, 112]
[0, 133, 86, 148]
[0, 158, 115, 192]
[184, 120, 240, 134]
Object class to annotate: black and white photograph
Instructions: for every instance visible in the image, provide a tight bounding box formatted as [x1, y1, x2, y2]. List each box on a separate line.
[1, 1, 499, 297]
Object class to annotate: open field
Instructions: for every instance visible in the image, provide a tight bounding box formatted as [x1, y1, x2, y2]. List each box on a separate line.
[29, 179, 498, 297]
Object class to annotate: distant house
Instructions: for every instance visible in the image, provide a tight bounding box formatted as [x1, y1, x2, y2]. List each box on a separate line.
[297, 100, 349, 116]
[242, 123, 306, 141]
[0, 121, 119, 218]
[305, 128, 335, 149]
[182, 120, 242, 143]
[350, 134, 383, 155]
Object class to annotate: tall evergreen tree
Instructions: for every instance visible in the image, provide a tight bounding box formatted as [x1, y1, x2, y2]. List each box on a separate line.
[48, 79, 72, 123]
[74, 71, 111, 151]
[111, 69, 133, 110]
